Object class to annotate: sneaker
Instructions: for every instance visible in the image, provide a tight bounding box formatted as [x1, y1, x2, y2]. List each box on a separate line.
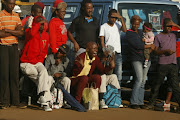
[139, 105, 149, 110]
[43, 103, 52, 112]
[119, 104, 124, 108]
[144, 60, 148, 68]
[63, 103, 71, 109]
[53, 104, 60, 109]
[99, 99, 108, 109]
[130, 105, 140, 109]
[37, 96, 48, 106]
[163, 102, 170, 108]
[147, 104, 154, 109]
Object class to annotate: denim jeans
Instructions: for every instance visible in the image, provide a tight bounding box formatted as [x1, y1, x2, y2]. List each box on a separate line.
[130, 61, 151, 105]
[114, 53, 122, 85]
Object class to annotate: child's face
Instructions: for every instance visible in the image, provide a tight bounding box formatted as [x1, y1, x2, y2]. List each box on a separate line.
[36, 17, 44, 32]
[32, 8, 43, 17]
[143, 26, 150, 33]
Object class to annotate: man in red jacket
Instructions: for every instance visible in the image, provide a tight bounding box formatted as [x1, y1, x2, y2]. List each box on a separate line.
[49, 0, 67, 54]
[20, 16, 53, 112]
[71, 42, 115, 103]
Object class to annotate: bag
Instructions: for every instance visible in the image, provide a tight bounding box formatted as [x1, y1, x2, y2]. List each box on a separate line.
[55, 83, 87, 112]
[82, 83, 99, 110]
[50, 88, 63, 109]
[103, 85, 121, 108]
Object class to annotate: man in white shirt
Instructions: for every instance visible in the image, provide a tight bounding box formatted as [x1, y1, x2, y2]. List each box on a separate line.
[99, 9, 127, 86]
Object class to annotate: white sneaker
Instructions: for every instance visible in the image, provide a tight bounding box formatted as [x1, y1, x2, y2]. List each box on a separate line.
[163, 102, 171, 108]
[119, 104, 124, 108]
[53, 105, 60, 109]
[43, 103, 52, 112]
[37, 96, 48, 106]
[99, 99, 108, 109]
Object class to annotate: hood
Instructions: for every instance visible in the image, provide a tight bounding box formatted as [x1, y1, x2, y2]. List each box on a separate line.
[32, 16, 48, 32]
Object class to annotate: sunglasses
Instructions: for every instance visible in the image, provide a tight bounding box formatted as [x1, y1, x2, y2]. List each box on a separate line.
[166, 25, 172, 28]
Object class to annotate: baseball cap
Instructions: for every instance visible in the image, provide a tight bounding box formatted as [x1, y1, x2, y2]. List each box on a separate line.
[13, 5, 22, 13]
[58, 44, 69, 54]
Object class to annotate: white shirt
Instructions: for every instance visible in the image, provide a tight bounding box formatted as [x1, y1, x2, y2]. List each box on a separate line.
[99, 21, 122, 53]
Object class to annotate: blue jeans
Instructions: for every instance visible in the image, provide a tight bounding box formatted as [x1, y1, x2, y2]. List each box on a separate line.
[114, 53, 122, 85]
[130, 61, 151, 105]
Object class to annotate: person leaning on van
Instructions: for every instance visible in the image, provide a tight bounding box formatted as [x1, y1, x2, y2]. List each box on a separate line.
[68, 0, 99, 57]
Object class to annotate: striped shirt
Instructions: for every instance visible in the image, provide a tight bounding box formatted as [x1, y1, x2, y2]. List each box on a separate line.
[0, 10, 22, 45]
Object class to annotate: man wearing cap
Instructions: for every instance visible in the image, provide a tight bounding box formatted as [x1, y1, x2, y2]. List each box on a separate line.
[0, 0, 24, 108]
[48, 0, 67, 54]
[68, 0, 99, 57]
[45, 44, 71, 94]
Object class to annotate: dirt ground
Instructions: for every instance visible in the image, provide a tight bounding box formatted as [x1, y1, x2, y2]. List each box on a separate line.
[0, 103, 180, 120]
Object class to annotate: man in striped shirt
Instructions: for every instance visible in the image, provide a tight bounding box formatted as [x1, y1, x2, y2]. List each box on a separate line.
[0, 0, 24, 109]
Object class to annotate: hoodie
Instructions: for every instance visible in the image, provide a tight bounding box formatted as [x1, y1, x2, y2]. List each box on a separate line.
[20, 16, 49, 64]
[48, 18, 67, 54]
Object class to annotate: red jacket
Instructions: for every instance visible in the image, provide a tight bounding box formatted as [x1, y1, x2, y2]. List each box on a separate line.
[48, 18, 67, 54]
[172, 26, 180, 58]
[20, 16, 49, 64]
[72, 52, 112, 77]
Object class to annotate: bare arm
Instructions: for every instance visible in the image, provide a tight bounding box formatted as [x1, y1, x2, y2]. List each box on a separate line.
[4, 25, 24, 37]
[154, 46, 175, 56]
[0, 30, 12, 38]
[100, 36, 105, 48]
[67, 30, 79, 52]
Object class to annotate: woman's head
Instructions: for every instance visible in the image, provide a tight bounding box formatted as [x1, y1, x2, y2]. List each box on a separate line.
[163, 18, 172, 33]
[143, 22, 152, 33]
[130, 15, 141, 31]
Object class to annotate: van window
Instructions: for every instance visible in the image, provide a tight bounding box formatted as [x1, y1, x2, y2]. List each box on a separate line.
[118, 3, 178, 31]
[93, 5, 103, 23]
[43, 5, 51, 20]
[64, 5, 78, 29]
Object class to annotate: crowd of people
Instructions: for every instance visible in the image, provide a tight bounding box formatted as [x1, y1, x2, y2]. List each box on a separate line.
[0, 0, 180, 113]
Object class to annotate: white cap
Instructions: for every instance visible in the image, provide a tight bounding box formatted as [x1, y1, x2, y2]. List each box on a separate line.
[13, 5, 22, 13]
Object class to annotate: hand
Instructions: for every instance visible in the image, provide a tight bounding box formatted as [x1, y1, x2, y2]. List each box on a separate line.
[111, 12, 123, 20]
[150, 44, 155, 51]
[53, 73, 62, 78]
[164, 49, 175, 56]
[39, 19, 48, 24]
[109, 53, 115, 69]
[55, 59, 61, 66]
[74, 42, 80, 52]
[142, 38, 145, 42]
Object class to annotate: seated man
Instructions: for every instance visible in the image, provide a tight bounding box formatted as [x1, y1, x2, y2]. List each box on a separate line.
[20, 16, 53, 112]
[71, 42, 115, 103]
[45, 44, 71, 93]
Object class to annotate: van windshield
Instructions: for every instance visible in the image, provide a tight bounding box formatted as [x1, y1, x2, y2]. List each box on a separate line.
[118, 3, 178, 32]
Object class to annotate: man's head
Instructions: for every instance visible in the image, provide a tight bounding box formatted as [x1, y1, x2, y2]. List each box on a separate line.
[56, 44, 69, 59]
[163, 18, 172, 33]
[86, 42, 98, 59]
[31, 5, 43, 17]
[4, 0, 15, 13]
[108, 9, 118, 25]
[130, 15, 141, 31]
[80, 0, 93, 17]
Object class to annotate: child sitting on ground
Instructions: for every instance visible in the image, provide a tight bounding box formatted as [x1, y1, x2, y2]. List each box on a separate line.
[142, 22, 154, 67]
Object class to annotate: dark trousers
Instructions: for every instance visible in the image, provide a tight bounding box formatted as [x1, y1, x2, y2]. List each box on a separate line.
[71, 75, 101, 103]
[0, 44, 19, 106]
[149, 64, 180, 105]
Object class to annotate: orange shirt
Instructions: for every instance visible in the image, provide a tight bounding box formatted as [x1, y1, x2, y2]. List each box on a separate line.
[0, 10, 22, 45]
